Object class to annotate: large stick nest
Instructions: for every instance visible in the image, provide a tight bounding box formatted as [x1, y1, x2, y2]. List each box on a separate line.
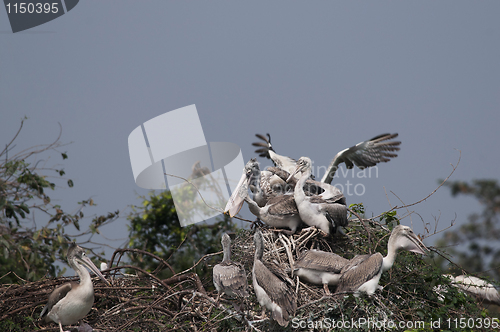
[0, 224, 484, 331]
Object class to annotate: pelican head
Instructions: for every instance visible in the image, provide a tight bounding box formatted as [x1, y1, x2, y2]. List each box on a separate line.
[390, 225, 428, 255]
[287, 157, 312, 182]
[221, 233, 231, 250]
[68, 244, 110, 286]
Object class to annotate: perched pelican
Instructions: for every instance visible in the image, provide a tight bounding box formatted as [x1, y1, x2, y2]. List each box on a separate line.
[252, 231, 297, 326]
[40, 243, 110, 332]
[224, 159, 302, 234]
[447, 275, 500, 306]
[213, 233, 249, 299]
[335, 225, 428, 296]
[288, 157, 347, 235]
[252, 133, 401, 184]
[294, 250, 349, 295]
[224, 158, 342, 218]
[244, 193, 302, 235]
[224, 158, 289, 217]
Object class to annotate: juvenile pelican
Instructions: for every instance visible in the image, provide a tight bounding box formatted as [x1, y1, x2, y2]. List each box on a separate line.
[40, 243, 110, 332]
[294, 250, 349, 295]
[447, 275, 500, 306]
[224, 158, 289, 217]
[244, 193, 302, 235]
[336, 225, 428, 296]
[224, 159, 302, 234]
[252, 231, 297, 326]
[213, 233, 249, 299]
[288, 157, 347, 235]
[252, 133, 401, 184]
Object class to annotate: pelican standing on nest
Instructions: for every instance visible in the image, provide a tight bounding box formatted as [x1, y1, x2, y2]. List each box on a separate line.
[252, 133, 401, 184]
[336, 225, 428, 296]
[287, 157, 347, 235]
[294, 250, 349, 295]
[446, 275, 500, 306]
[252, 231, 297, 327]
[40, 243, 110, 332]
[213, 233, 249, 300]
[244, 193, 302, 235]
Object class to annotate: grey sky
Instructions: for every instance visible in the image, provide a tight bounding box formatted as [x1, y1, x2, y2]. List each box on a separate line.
[1, 2, 499, 266]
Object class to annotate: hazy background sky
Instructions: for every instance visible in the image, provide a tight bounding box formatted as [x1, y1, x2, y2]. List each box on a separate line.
[1, 2, 499, 267]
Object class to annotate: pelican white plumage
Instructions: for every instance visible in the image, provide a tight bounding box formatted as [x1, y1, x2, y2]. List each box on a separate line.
[335, 225, 428, 296]
[40, 243, 110, 332]
[213, 233, 249, 299]
[252, 133, 401, 184]
[446, 275, 500, 306]
[252, 231, 297, 327]
[294, 250, 349, 295]
[287, 157, 347, 235]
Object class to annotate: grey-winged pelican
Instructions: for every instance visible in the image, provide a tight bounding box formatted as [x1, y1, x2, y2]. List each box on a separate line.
[224, 158, 289, 217]
[335, 225, 428, 296]
[213, 233, 249, 300]
[294, 250, 349, 295]
[287, 157, 347, 235]
[40, 243, 110, 332]
[252, 231, 296, 326]
[252, 133, 401, 184]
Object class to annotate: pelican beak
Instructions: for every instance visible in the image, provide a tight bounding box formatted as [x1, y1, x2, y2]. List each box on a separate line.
[286, 165, 301, 183]
[224, 172, 249, 217]
[407, 233, 429, 255]
[79, 255, 111, 286]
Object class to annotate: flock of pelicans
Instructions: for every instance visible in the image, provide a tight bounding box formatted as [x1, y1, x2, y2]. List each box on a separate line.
[39, 133, 500, 330]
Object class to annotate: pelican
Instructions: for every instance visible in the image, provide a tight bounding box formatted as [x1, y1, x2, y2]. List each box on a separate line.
[244, 193, 302, 235]
[294, 250, 349, 295]
[288, 157, 347, 235]
[224, 158, 289, 217]
[213, 233, 249, 300]
[40, 243, 110, 332]
[224, 158, 342, 218]
[335, 225, 428, 296]
[252, 133, 401, 184]
[252, 231, 297, 327]
[446, 275, 500, 306]
[224, 159, 302, 234]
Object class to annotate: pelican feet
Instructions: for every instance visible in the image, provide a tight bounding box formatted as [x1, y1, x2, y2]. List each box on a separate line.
[250, 218, 264, 230]
[78, 322, 93, 332]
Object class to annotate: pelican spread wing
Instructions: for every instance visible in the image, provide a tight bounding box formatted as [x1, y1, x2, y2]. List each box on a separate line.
[321, 133, 401, 184]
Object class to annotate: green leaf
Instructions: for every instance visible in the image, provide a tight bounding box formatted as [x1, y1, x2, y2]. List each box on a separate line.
[61, 152, 68, 159]
[67, 179, 74, 187]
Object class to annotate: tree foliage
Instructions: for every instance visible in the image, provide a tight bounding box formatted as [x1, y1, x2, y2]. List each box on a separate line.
[127, 190, 236, 280]
[435, 179, 500, 281]
[0, 120, 117, 284]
